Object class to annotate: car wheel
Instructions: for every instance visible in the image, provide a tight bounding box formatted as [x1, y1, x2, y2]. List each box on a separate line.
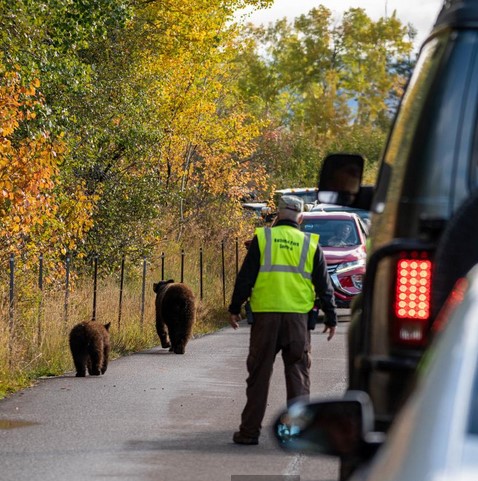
[432, 189, 478, 319]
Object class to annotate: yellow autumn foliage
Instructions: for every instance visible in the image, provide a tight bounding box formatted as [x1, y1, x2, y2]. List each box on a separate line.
[126, 0, 270, 231]
[0, 67, 97, 271]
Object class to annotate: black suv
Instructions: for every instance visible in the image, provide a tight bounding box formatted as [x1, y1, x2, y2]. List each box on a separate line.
[318, 0, 478, 432]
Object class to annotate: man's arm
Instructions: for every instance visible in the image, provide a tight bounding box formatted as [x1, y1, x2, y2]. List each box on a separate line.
[311, 246, 338, 339]
[228, 235, 261, 316]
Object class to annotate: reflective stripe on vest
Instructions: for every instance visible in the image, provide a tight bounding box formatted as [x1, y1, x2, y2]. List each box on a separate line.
[261, 227, 313, 280]
[249, 226, 319, 313]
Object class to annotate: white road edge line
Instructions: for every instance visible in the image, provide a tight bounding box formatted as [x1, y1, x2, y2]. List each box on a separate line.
[284, 453, 304, 475]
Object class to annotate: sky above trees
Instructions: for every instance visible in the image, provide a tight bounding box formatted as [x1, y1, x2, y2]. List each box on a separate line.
[239, 0, 443, 49]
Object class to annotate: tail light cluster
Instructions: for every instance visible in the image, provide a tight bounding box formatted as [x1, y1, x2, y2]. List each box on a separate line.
[392, 252, 433, 347]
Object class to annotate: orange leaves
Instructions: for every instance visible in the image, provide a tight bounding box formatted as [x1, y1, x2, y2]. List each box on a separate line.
[0, 70, 41, 138]
[0, 67, 94, 259]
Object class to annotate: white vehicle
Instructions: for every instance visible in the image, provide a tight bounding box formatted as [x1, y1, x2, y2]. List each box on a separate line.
[274, 187, 319, 210]
[273, 263, 478, 481]
[241, 202, 270, 218]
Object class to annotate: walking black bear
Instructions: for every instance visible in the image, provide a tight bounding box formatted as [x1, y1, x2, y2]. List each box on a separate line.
[69, 320, 111, 377]
[153, 280, 196, 354]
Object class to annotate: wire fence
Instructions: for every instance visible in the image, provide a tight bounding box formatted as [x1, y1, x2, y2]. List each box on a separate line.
[2, 238, 247, 359]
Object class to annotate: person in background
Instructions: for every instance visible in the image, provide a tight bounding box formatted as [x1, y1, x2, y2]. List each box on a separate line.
[228, 195, 337, 445]
[327, 223, 353, 247]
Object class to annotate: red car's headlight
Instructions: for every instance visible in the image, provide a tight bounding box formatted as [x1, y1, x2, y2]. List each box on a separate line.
[335, 259, 366, 274]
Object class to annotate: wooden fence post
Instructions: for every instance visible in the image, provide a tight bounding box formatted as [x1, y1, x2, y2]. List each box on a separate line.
[118, 255, 125, 330]
[92, 255, 98, 321]
[64, 254, 70, 325]
[140, 257, 146, 330]
[37, 254, 44, 346]
[221, 241, 226, 306]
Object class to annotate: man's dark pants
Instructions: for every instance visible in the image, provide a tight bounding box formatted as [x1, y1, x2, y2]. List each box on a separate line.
[239, 312, 311, 438]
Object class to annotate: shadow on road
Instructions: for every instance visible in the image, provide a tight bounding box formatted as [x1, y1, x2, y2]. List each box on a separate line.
[124, 429, 279, 455]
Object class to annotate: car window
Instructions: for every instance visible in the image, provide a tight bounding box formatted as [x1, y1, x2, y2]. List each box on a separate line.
[301, 219, 360, 247]
[372, 34, 449, 214]
[402, 33, 478, 220]
[471, 60, 478, 191]
[374, 30, 478, 236]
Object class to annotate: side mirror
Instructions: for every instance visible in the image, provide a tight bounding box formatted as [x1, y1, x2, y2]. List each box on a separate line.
[273, 391, 377, 458]
[318, 153, 372, 209]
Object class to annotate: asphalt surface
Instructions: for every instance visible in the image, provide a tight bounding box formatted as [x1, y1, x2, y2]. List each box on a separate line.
[0, 315, 349, 481]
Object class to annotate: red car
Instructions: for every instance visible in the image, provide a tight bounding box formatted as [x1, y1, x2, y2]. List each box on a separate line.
[300, 211, 367, 308]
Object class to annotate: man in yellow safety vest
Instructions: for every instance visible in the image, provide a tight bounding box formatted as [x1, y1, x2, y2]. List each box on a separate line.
[228, 194, 337, 445]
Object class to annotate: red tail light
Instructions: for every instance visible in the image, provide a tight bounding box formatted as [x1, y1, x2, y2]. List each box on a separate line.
[393, 254, 432, 347]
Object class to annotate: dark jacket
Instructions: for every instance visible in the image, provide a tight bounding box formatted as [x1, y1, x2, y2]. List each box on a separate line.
[228, 219, 337, 326]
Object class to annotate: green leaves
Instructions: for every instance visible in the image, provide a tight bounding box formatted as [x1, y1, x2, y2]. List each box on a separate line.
[1, 0, 275, 264]
[0, 0, 414, 270]
[233, 6, 415, 187]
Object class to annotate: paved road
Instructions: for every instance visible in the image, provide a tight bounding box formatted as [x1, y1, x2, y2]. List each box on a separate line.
[0, 316, 349, 481]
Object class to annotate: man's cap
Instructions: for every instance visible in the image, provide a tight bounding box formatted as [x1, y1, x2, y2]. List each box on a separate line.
[278, 195, 304, 213]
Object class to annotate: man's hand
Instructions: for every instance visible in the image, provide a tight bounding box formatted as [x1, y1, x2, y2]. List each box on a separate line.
[323, 324, 336, 341]
[229, 313, 241, 330]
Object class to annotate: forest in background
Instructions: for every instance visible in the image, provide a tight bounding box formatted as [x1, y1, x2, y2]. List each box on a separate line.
[0, 0, 415, 277]
[0, 0, 417, 393]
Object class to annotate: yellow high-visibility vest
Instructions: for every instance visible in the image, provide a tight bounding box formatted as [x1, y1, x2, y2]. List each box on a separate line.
[249, 225, 319, 313]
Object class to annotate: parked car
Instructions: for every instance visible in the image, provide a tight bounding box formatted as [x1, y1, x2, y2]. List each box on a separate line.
[241, 202, 270, 220]
[274, 187, 319, 210]
[315, 0, 478, 436]
[300, 212, 367, 308]
[273, 264, 476, 481]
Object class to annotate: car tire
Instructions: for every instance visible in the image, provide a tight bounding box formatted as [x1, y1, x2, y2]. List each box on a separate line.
[432, 189, 478, 319]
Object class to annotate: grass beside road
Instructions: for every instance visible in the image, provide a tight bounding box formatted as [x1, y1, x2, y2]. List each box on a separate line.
[0, 244, 240, 399]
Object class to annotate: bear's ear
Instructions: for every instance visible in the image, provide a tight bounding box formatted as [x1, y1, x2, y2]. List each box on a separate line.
[153, 282, 159, 293]
[167, 279, 174, 284]
[104, 322, 111, 331]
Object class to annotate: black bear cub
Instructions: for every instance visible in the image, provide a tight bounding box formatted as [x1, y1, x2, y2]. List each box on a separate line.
[153, 280, 196, 354]
[69, 321, 111, 377]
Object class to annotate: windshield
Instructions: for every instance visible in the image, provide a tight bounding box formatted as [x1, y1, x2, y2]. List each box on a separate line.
[301, 219, 360, 247]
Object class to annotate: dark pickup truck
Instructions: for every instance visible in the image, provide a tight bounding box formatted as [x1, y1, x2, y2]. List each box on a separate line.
[317, 0, 478, 441]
